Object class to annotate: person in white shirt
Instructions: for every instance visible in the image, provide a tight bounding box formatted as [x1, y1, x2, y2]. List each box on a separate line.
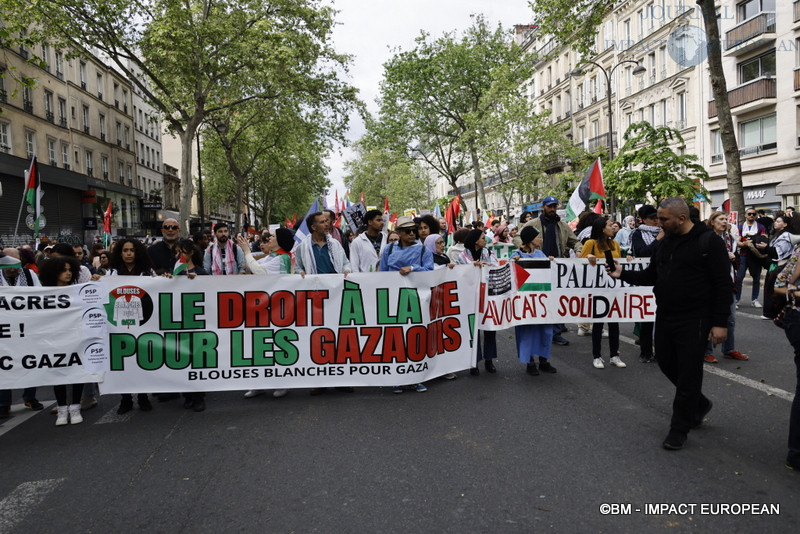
[349, 210, 387, 273]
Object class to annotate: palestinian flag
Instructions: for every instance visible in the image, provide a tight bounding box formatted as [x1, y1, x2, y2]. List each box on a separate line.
[566, 158, 606, 222]
[25, 156, 41, 235]
[0, 255, 22, 269]
[513, 260, 552, 292]
[173, 254, 189, 275]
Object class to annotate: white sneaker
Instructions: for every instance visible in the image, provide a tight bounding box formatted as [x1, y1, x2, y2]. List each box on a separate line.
[244, 389, 265, 398]
[68, 404, 83, 424]
[55, 406, 69, 426]
[610, 356, 627, 368]
[577, 328, 590, 336]
[593, 357, 605, 369]
[602, 330, 609, 338]
[735, 301, 739, 309]
[752, 299, 762, 309]
[273, 389, 288, 398]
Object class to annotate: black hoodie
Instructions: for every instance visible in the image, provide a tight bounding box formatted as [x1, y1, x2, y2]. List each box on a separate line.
[620, 222, 732, 327]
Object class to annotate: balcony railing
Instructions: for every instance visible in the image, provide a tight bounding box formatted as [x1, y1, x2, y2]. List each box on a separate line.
[56, 70, 63, 81]
[708, 77, 776, 117]
[84, 125, 90, 134]
[725, 12, 776, 51]
[87, 167, 94, 177]
[63, 163, 70, 170]
[586, 132, 618, 152]
[45, 111, 54, 123]
[23, 100, 33, 113]
[100, 133, 106, 141]
[0, 90, 7, 103]
[81, 81, 86, 90]
[740, 142, 777, 158]
[59, 117, 67, 128]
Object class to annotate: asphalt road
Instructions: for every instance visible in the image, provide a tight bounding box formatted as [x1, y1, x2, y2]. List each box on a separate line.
[1, 299, 798, 533]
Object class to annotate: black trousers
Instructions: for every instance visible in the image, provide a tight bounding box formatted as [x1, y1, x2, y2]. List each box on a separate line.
[653, 315, 711, 434]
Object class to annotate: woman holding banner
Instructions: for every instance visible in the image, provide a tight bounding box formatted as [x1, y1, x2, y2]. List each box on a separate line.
[512, 226, 556, 376]
[108, 238, 156, 414]
[581, 218, 626, 370]
[39, 256, 86, 425]
[457, 229, 499, 375]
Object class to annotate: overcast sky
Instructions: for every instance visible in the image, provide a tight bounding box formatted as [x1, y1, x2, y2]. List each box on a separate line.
[323, 0, 534, 204]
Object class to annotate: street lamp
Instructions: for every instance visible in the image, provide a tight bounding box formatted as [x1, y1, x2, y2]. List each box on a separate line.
[571, 60, 646, 215]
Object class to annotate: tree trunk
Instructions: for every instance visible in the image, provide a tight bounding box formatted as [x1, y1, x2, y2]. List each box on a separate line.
[698, 0, 744, 216]
[177, 117, 203, 236]
[469, 143, 488, 212]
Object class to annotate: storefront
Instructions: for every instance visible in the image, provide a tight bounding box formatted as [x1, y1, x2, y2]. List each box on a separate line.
[710, 184, 781, 217]
[87, 177, 144, 240]
[0, 153, 87, 247]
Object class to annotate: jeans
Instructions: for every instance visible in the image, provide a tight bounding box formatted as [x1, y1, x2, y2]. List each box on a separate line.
[736, 254, 762, 301]
[0, 388, 38, 407]
[592, 322, 619, 357]
[780, 308, 800, 467]
[654, 314, 711, 434]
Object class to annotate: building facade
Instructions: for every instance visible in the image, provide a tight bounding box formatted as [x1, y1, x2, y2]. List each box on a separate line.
[0, 37, 143, 246]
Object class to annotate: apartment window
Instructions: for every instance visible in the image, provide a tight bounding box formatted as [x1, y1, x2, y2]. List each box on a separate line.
[97, 73, 103, 99]
[648, 103, 656, 124]
[739, 50, 775, 84]
[626, 113, 633, 129]
[127, 165, 133, 187]
[579, 125, 585, 143]
[592, 120, 599, 138]
[0, 122, 11, 153]
[647, 3, 655, 29]
[737, 0, 775, 22]
[648, 53, 656, 85]
[604, 20, 614, 50]
[711, 130, 723, 163]
[79, 62, 87, 88]
[101, 156, 109, 179]
[637, 10, 644, 40]
[99, 114, 106, 140]
[122, 89, 128, 112]
[25, 130, 36, 158]
[124, 126, 130, 148]
[18, 29, 28, 58]
[61, 143, 70, 168]
[82, 105, 90, 131]
[677, 92, 687, 128]
[0, 71, 6, 102]
[22, 83, 33, 112]
[118, 161, 124, 184]
[58, 98, 67, 127]
[47, 139, 56, 164]
[739, 113, 776, 156]
[41, 44, 51, 72]
[113, 83, 120, 107]
[623, 19, 631, 47]
[660, 99, 668, 126]
[55, 51, 64, 80]
[659, 47, 667, 79]
[86, 150, 93, 176]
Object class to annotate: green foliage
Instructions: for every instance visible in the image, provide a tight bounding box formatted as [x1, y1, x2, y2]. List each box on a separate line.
[343, 136, 432, 213]
[604, 122, 709, 205]
[375, 15, 533, 209]
[4, 0, 359, 232]
[529, 0, 614, 57]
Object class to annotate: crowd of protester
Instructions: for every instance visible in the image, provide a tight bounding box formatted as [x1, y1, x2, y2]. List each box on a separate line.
[1, 198, 798, 471]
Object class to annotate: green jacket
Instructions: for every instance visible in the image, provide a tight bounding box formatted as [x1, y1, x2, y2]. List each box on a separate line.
[512, 217, 582, 257]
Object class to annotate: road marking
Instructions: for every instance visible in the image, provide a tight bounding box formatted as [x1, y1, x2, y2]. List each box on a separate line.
[0, 479, 65, 532]
[619, 334, 795, 402]
[0, 401, 56, 438]
[95, 406, 134, 424]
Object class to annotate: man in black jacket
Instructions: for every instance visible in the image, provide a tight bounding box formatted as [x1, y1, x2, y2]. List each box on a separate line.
[609, 198, 731, 451]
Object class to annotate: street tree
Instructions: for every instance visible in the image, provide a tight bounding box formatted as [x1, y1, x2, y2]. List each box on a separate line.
[604, 121, 710, 206]
[4, 0, 358, 233]
[377, 15, 533, 211]
[343, 135, 432, 213]
[476, 70, 587, 218]
[529, 0, 744, 215]
[200, 104, 331, 227]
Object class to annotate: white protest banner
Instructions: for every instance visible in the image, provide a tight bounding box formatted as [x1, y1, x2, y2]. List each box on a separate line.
[0, 284, 107, 389]
[479, 258, 656, 330]
[100, 266, 479, 394]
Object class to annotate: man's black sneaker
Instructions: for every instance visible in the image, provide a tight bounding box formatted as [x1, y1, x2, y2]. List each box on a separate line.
[552, 335, 570, 346]
[639, 354, 655, 363]
[691, 400, 713, 428]
[24, 400, 44, 410]
[662, 430, 688, 451]
[538, 359, 557, 373]
[0, 406, 10, 418]
[526, 363, 540, 376]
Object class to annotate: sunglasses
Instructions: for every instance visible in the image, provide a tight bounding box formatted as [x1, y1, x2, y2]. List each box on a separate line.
[162, 225, 179, 230]
[399, 228, 417, 234]
[262, 234, 272, 239]
[746, 212, 756, 216]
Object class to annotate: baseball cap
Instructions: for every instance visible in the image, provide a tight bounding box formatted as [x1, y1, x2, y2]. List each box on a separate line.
[543, 196, 558, 206]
